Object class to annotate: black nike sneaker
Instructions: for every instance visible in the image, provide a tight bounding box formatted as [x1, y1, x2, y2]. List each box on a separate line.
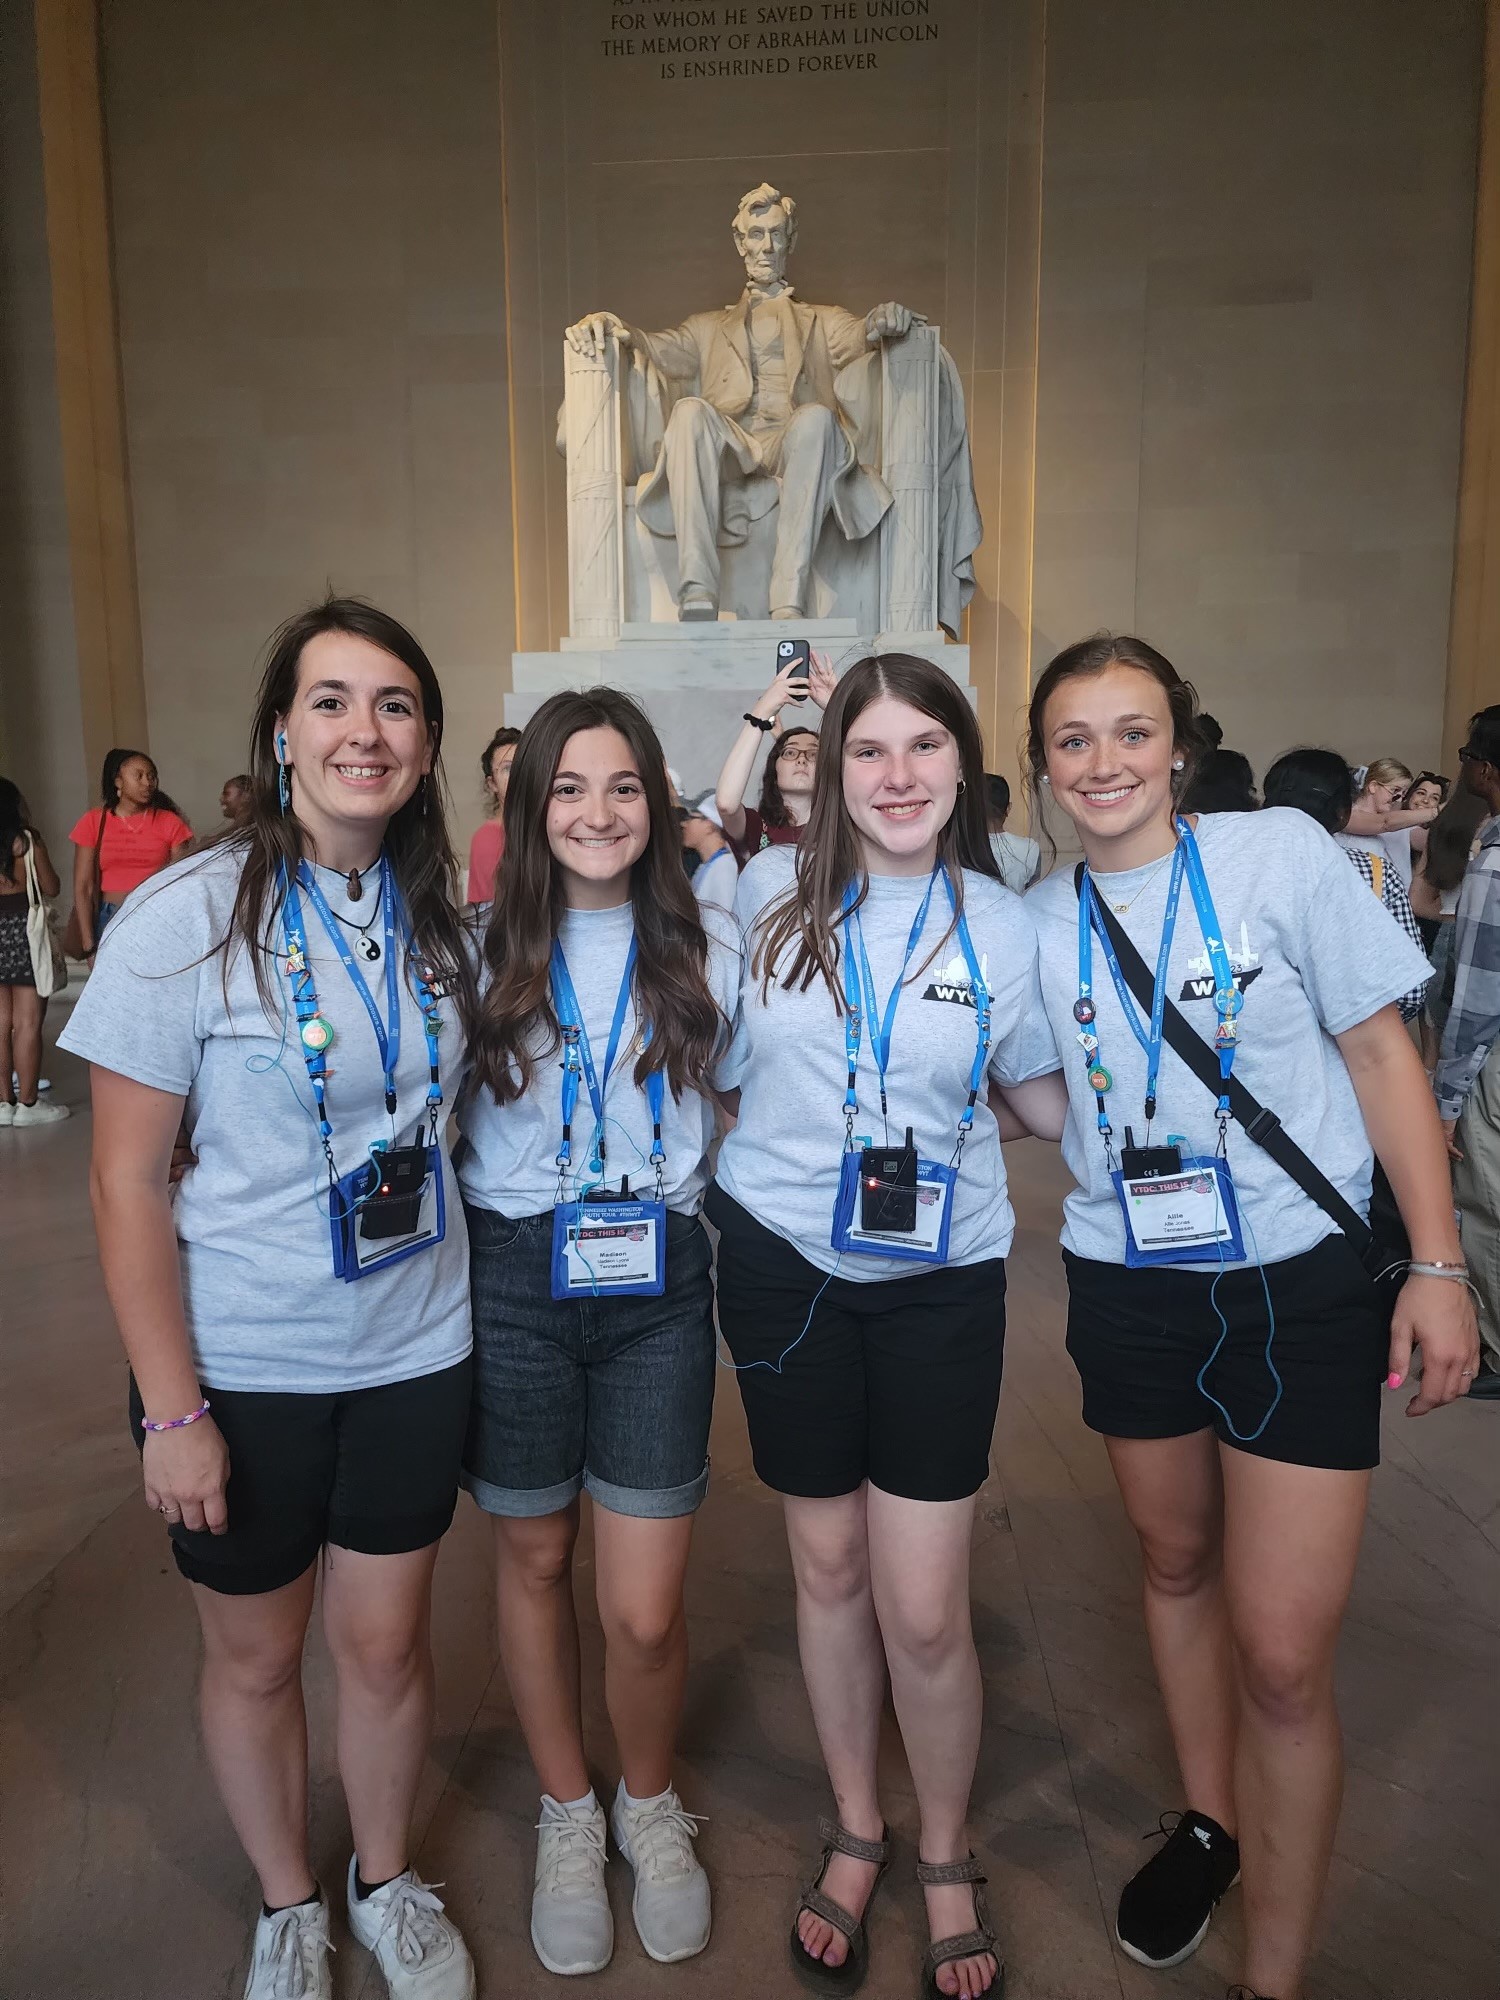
[1116, 1809, 1241, 1968]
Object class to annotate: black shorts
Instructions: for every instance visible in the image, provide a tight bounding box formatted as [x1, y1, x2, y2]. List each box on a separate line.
[706, 1183, 1006, 1503]
[1063, 1236, 1387, 1471]
[129, 1359, 472, 1596]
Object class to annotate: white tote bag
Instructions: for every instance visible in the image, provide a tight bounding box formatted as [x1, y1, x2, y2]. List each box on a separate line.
[22, 835, 64, 999]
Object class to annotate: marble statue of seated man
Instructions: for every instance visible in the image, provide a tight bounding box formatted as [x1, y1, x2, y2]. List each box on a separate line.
[564, 182, 925, 622]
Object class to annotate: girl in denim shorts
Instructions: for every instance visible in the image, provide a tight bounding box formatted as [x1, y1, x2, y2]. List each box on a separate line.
[456, 688, 740, 1978]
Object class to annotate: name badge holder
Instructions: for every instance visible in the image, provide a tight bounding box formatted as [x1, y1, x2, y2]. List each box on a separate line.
[548, 938, 668, 1299]
[1078, 819, 1245, 1267]
[280, 858, 447, 1283]
[829, 868, 991, 1266]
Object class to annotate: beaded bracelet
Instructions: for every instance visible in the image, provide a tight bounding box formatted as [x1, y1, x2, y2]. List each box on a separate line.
[140, 1398, 211, 1433]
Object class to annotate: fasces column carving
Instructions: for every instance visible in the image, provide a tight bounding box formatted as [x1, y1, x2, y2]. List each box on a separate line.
[564, 336, 625, 641]
[879, 323, 941, 634]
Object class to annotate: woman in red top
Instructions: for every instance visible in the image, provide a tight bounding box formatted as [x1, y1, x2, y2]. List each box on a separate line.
[70, 749, 193, 954]
[715, 653, 834, 861]
[465, 725, 522, 906]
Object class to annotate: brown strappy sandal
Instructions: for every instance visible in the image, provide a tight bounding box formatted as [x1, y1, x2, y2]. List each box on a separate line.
[917, 1852, 1005, 2000]
[789, 1816, 892, 1994]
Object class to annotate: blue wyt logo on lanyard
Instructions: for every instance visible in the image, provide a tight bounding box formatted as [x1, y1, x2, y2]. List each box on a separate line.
[279, 856, 447, 1282]
[830, 867, 992, 1266]
[549, 935, 668, 1299]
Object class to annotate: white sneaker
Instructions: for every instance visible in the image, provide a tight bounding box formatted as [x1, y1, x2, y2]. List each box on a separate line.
[0, 1102, 12, 1127]
[243, 1893, 333, 1999]
[12, 1098, 69, 1126]
[345, 1860, 475, 1999]
[610, 1781, 711, 1964]
[531, 1793, 613, 1975]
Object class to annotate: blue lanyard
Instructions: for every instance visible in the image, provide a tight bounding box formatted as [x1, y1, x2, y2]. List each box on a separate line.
[839, 867, 993, 1160]
[279, 857, 443, 1176]
[1076, 819, 1241, 1154]
[550, 936, 666, 1184]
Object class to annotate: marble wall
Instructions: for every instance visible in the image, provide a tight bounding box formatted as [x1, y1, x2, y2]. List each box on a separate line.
[1031, 1, 1484, 792]
[4, 1, 1485, 841]
[97, 0, 513, 841]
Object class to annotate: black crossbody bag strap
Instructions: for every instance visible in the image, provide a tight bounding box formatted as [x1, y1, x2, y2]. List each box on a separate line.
[1073, 865, 1373, 1253]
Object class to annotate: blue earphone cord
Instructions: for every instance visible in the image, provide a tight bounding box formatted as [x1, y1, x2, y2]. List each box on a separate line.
[1199, 1162, 1283, 1443]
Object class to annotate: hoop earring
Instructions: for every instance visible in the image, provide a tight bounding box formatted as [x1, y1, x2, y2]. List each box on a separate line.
[956, 778, 966, 795]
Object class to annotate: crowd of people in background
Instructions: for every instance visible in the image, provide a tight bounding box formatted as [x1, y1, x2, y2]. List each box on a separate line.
[3, 615, 1495, 2000]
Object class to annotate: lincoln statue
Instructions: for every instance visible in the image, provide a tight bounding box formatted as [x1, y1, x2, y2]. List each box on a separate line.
[564, 183, 979, 628]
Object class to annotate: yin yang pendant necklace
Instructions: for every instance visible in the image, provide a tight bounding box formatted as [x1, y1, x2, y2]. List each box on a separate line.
[331, 879, 384, 962]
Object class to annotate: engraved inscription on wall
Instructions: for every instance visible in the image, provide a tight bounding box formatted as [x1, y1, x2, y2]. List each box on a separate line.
[600, 0, 944, 81]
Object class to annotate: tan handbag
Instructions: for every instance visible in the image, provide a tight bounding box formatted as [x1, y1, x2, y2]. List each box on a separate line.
[22, 835, 66, 998]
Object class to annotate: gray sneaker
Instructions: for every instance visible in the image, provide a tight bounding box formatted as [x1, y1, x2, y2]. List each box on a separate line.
[531, 1794, 613, 1976]
[243, 1893, 333, 1999]
[609, 1782, 711, 1964]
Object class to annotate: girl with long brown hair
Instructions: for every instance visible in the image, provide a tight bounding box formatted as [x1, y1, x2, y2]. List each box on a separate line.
[457, 687, 739, 1979]
[59, 598, 480, 2000]
[1016, 634, 1475, 2000]
[707, 653, 1061, 2000]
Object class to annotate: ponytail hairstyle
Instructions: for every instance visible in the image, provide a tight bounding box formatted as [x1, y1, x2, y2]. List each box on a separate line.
[472, 687, 722, 1105]
[754, 652, 997, 998]
[1023, 633, 1211, 854]
[216, 597, 477, 1035]
[757, 724, 819, 828]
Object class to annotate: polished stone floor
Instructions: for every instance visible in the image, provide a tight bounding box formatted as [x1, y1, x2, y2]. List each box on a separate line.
[2, 1007, 1497, 1999]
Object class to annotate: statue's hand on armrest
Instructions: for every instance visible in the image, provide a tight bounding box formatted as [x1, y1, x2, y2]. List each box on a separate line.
[565, 311, 633, 360]
[864, 301, 927, 345]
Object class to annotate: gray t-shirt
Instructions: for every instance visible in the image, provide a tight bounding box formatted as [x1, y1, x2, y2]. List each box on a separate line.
[57, 847, 472, 1393]
[456, 900, 742, 1217]
[1025, 809, 1434, 1266]
[716, 847, 1061, 1280]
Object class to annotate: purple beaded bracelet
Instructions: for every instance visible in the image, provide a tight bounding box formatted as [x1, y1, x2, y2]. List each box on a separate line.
[140, 1398, 211, 1433]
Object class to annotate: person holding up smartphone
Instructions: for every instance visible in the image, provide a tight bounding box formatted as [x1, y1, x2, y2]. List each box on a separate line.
[715, 647, 836, 860]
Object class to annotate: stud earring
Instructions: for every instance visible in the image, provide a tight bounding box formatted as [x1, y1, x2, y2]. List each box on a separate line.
[1173, 759, 1185, 771]
[1040, 774, 1051, 786]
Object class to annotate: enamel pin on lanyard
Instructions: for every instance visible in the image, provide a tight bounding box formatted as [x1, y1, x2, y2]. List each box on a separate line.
[280, 857, 446, 1281]
[549, 938, 668, 1299]
[1077, 819, 1245, 1266]
[829, 867, 992, 1266]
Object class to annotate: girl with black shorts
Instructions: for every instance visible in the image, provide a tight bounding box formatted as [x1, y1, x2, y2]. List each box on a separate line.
[60, 601, 482, 2000]
[1015, 635, 1478, 2000]
[707, 653, 1061, 2000]
[457, 689, 738, 1979]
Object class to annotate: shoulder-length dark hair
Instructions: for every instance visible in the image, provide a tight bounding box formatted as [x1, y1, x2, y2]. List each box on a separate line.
[472, 687, 721, 1105]
[757, 724, 819, 828]
[0, 777, 35, 872]
[1420, 780, 1489, 895]
[216, 598, 477, 1035]
[99, 747, 184, 821]
[754, 653, 998, 998]
[1023, 633, 1211, 851]
[1261, 747, 1354, 832]
[480, 725, 523, 810]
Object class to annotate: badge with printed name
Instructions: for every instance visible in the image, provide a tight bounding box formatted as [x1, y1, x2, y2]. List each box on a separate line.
[551, 1197, 667, 1298]
[1112, 1156, 1244, 1267]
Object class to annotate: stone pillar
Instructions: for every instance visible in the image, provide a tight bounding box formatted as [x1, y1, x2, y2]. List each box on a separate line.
[564, 336, 625, 641]
[1445, 0, 1500, 762]
[878, 322, 941, 635]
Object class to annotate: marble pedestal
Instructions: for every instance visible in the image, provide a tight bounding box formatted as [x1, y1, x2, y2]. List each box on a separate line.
[507, 620, 972, 801]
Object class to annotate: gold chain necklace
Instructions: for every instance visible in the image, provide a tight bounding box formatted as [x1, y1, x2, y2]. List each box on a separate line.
[1099, 849, 1175, 916]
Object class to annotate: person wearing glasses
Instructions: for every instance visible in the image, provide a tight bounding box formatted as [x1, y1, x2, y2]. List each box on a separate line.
[1437, 706, 1500, 1398]
[714, 654, 834, 860]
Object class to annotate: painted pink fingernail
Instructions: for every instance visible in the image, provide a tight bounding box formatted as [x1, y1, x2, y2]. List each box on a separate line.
[1387, 1373, 1404, 1389]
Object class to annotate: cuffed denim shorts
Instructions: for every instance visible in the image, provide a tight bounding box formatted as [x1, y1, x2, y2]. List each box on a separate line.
[461, 1204, 715, 1519]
